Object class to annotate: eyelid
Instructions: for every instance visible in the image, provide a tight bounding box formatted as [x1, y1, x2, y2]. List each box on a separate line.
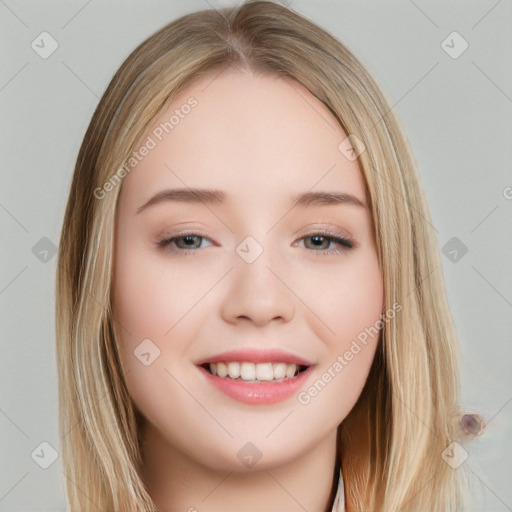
[298, 229, 354, 245]
[155, 229, 213, 249]
[155, 226, 357, 257]
[294, 229, 355, 255]
[155, 221, 355, 241]
[295, 223, 357, 247]
[154, 225, 210, 242]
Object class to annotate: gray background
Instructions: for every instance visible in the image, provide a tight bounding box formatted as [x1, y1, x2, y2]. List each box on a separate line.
[1, 0, 511, 510]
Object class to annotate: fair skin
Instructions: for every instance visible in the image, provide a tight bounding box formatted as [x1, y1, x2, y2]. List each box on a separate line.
[113, 68, 383, 512]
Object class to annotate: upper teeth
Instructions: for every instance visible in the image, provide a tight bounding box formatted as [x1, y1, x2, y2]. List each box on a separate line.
[208, 362, 302, 381]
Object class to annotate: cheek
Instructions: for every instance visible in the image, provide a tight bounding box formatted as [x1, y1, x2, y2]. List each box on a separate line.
[112, 245, 199, 433]
[293, 250, 383, 415]
[335, 253, 383, 341]
[296, 248, 383, 345]
[112, 238, 223, 393]
[330, 251, 383, 378]
[112, 234, 180, 375]
[113, 239, 194, 345]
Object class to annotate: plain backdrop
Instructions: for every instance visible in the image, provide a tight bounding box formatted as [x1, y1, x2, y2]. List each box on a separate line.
[1, 1, 511, 510]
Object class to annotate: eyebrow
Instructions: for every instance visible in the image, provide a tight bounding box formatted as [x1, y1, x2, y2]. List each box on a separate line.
[136, 187, 366, 214]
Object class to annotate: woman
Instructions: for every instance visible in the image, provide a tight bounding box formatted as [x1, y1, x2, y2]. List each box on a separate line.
[55, 1, 471, 510]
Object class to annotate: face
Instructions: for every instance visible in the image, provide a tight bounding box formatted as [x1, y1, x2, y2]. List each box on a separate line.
[112, 69, 383, 472]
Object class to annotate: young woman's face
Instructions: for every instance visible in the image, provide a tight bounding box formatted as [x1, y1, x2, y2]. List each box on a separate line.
[113, 69, 383, 472]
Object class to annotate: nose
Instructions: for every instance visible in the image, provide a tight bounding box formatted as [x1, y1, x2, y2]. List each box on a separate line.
[220, 244, 295, 327]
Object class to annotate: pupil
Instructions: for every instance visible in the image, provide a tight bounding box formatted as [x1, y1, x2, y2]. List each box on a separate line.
[311, 236, 326, 248]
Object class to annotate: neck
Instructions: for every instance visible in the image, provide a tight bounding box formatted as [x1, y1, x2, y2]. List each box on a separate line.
[140, 422, 339, 512]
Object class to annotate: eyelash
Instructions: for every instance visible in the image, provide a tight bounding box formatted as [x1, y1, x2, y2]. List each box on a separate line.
[156, 230, 355, 256]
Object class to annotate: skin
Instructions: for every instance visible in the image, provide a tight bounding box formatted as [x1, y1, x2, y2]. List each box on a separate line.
[112, 68, 383, 512]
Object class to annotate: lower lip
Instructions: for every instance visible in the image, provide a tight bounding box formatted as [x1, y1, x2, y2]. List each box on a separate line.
[197, 365, 314, 405]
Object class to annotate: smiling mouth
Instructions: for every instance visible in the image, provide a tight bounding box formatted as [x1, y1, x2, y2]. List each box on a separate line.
[200, 361, 309, 383]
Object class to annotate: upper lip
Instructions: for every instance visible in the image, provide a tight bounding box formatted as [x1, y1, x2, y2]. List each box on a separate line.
[195, 348, 314, 367]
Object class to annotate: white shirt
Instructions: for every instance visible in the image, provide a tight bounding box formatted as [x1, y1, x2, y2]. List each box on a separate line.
[331, 470, 346, 511]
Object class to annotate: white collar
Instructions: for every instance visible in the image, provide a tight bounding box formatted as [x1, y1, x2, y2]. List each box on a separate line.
[331, 469, 346, 511]
[332, 470, 345, 512]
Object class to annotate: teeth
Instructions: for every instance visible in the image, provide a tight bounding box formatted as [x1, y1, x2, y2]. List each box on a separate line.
[273, 362, 287, 379]
[217, 362, 228, 378]
[255, 362, 273, 381]
[240, 362, 256, 380]
[207, 362, 304, 381]
[286, 363, 297, 379]
[227, 361, 240, 379]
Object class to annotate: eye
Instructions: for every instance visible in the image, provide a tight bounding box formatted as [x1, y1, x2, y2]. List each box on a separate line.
[295, 231, 355, 256]
[156, 233, 213, 254]
[156, 230, 355, 256]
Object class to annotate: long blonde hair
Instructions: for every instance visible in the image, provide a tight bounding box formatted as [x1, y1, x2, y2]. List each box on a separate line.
[55, 1, 469, 510]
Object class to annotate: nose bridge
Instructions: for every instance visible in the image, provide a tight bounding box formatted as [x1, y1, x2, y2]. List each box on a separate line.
[220, 233, 295, 326]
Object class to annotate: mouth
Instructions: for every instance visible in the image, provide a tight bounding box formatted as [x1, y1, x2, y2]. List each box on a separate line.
[196, 360, 313, 405]
[200, 361, 309, 383]
[195, 348, 314, 404]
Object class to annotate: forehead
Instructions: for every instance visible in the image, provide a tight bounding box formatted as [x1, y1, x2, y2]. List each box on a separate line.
[119, 69, 366, 209]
